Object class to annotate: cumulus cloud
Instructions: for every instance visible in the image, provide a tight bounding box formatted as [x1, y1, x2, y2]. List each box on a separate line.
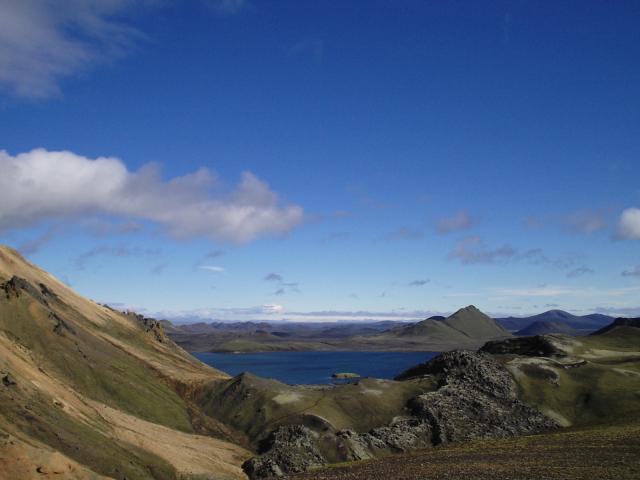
[616, 208, 640, 240]
[436, 210, 474, 234]
[0, 149, 304, 243]
[0, 1, 143, 98]
[622, 266, 640, 277]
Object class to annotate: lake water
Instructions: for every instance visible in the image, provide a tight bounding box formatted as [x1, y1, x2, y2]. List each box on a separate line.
[192, 350, 439, 385]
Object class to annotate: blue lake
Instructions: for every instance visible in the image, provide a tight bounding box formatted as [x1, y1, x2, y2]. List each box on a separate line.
[192, 350, 439, 385]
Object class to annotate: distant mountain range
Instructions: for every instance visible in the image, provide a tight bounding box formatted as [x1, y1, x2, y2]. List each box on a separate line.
[167, 305, 511, 353]
[496, 310, 614, 335]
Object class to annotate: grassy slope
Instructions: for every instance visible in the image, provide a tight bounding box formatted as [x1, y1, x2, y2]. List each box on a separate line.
[199, 373, 436, 445]
[509, 328, 640, 427]
[0, 246, 249, 479]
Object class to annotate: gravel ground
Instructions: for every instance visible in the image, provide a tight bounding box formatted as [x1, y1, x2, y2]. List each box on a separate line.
[283, 424, 640, 480]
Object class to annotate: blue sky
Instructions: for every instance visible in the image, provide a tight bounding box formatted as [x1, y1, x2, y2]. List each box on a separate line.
[1, 0, 639, 321]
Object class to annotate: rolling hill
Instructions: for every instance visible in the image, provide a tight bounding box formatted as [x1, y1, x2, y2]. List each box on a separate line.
[376, 305, 511, 344]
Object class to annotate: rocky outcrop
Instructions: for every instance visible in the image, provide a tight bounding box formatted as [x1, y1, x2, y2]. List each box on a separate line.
[244, 351, 557, 479]
[395, 351, 554, 444]
[242, 425, 326, 478]
[2, 373, 16, 387]
[480, 336, 567, 357]
[126, 312, 167, 342]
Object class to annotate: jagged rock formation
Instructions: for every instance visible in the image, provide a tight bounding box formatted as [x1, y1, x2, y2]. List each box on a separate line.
[243, 425, 326, 478]
[243, 351, 557, 479]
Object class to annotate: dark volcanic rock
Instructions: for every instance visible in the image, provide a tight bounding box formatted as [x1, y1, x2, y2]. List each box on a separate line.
[51, 312, 76, 336]
[243, 425, 326, 478]
[480, 336, 566, 357]
[2, 373, 16, 387]
[246, 351, 557, 479]
[1, 276, 48, 305]
[126, 312, 167, 342]
[399, 351, 556, 444]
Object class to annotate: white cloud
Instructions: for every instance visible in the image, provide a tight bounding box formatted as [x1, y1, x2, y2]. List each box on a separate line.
[0, 1, 143, 98]
[0, 149, 304, 243]
[437, 210, 473, 234]
[616, 208, 640, 240]
[199, 265, 225, 272]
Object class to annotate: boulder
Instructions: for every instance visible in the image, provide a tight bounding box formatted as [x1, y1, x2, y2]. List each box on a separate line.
[243, 425, 326, 479]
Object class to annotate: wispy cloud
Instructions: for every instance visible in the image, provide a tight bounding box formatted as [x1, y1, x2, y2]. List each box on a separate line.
[408, 279, 430, 286]
[151, 263, 168, 275]
[565, 266, 594, 278]
[0, 149, 303, 243]
[199, 265, 225, 273]
[449, 236, 516, 264]
[264, 272, 299, 294]
[18, 224, 62, 254]
[73, 246, 159, 271]
[264, 273, 283, 282]
[85, 220, 143, 237]
[450, 237, 584, 273]
[492, 284, 640, 298]
[0, 1, 143, 98]
[594, 305, 640, 316]
[383, 227, 424, 242]
[565, 210, 607, 234]
[621, 265, 640, 277]
[616, 207, 640, 240]
[436, 210, 474, 234]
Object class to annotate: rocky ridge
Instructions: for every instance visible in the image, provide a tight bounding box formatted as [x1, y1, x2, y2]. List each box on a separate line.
[242, 350, 557, 479]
